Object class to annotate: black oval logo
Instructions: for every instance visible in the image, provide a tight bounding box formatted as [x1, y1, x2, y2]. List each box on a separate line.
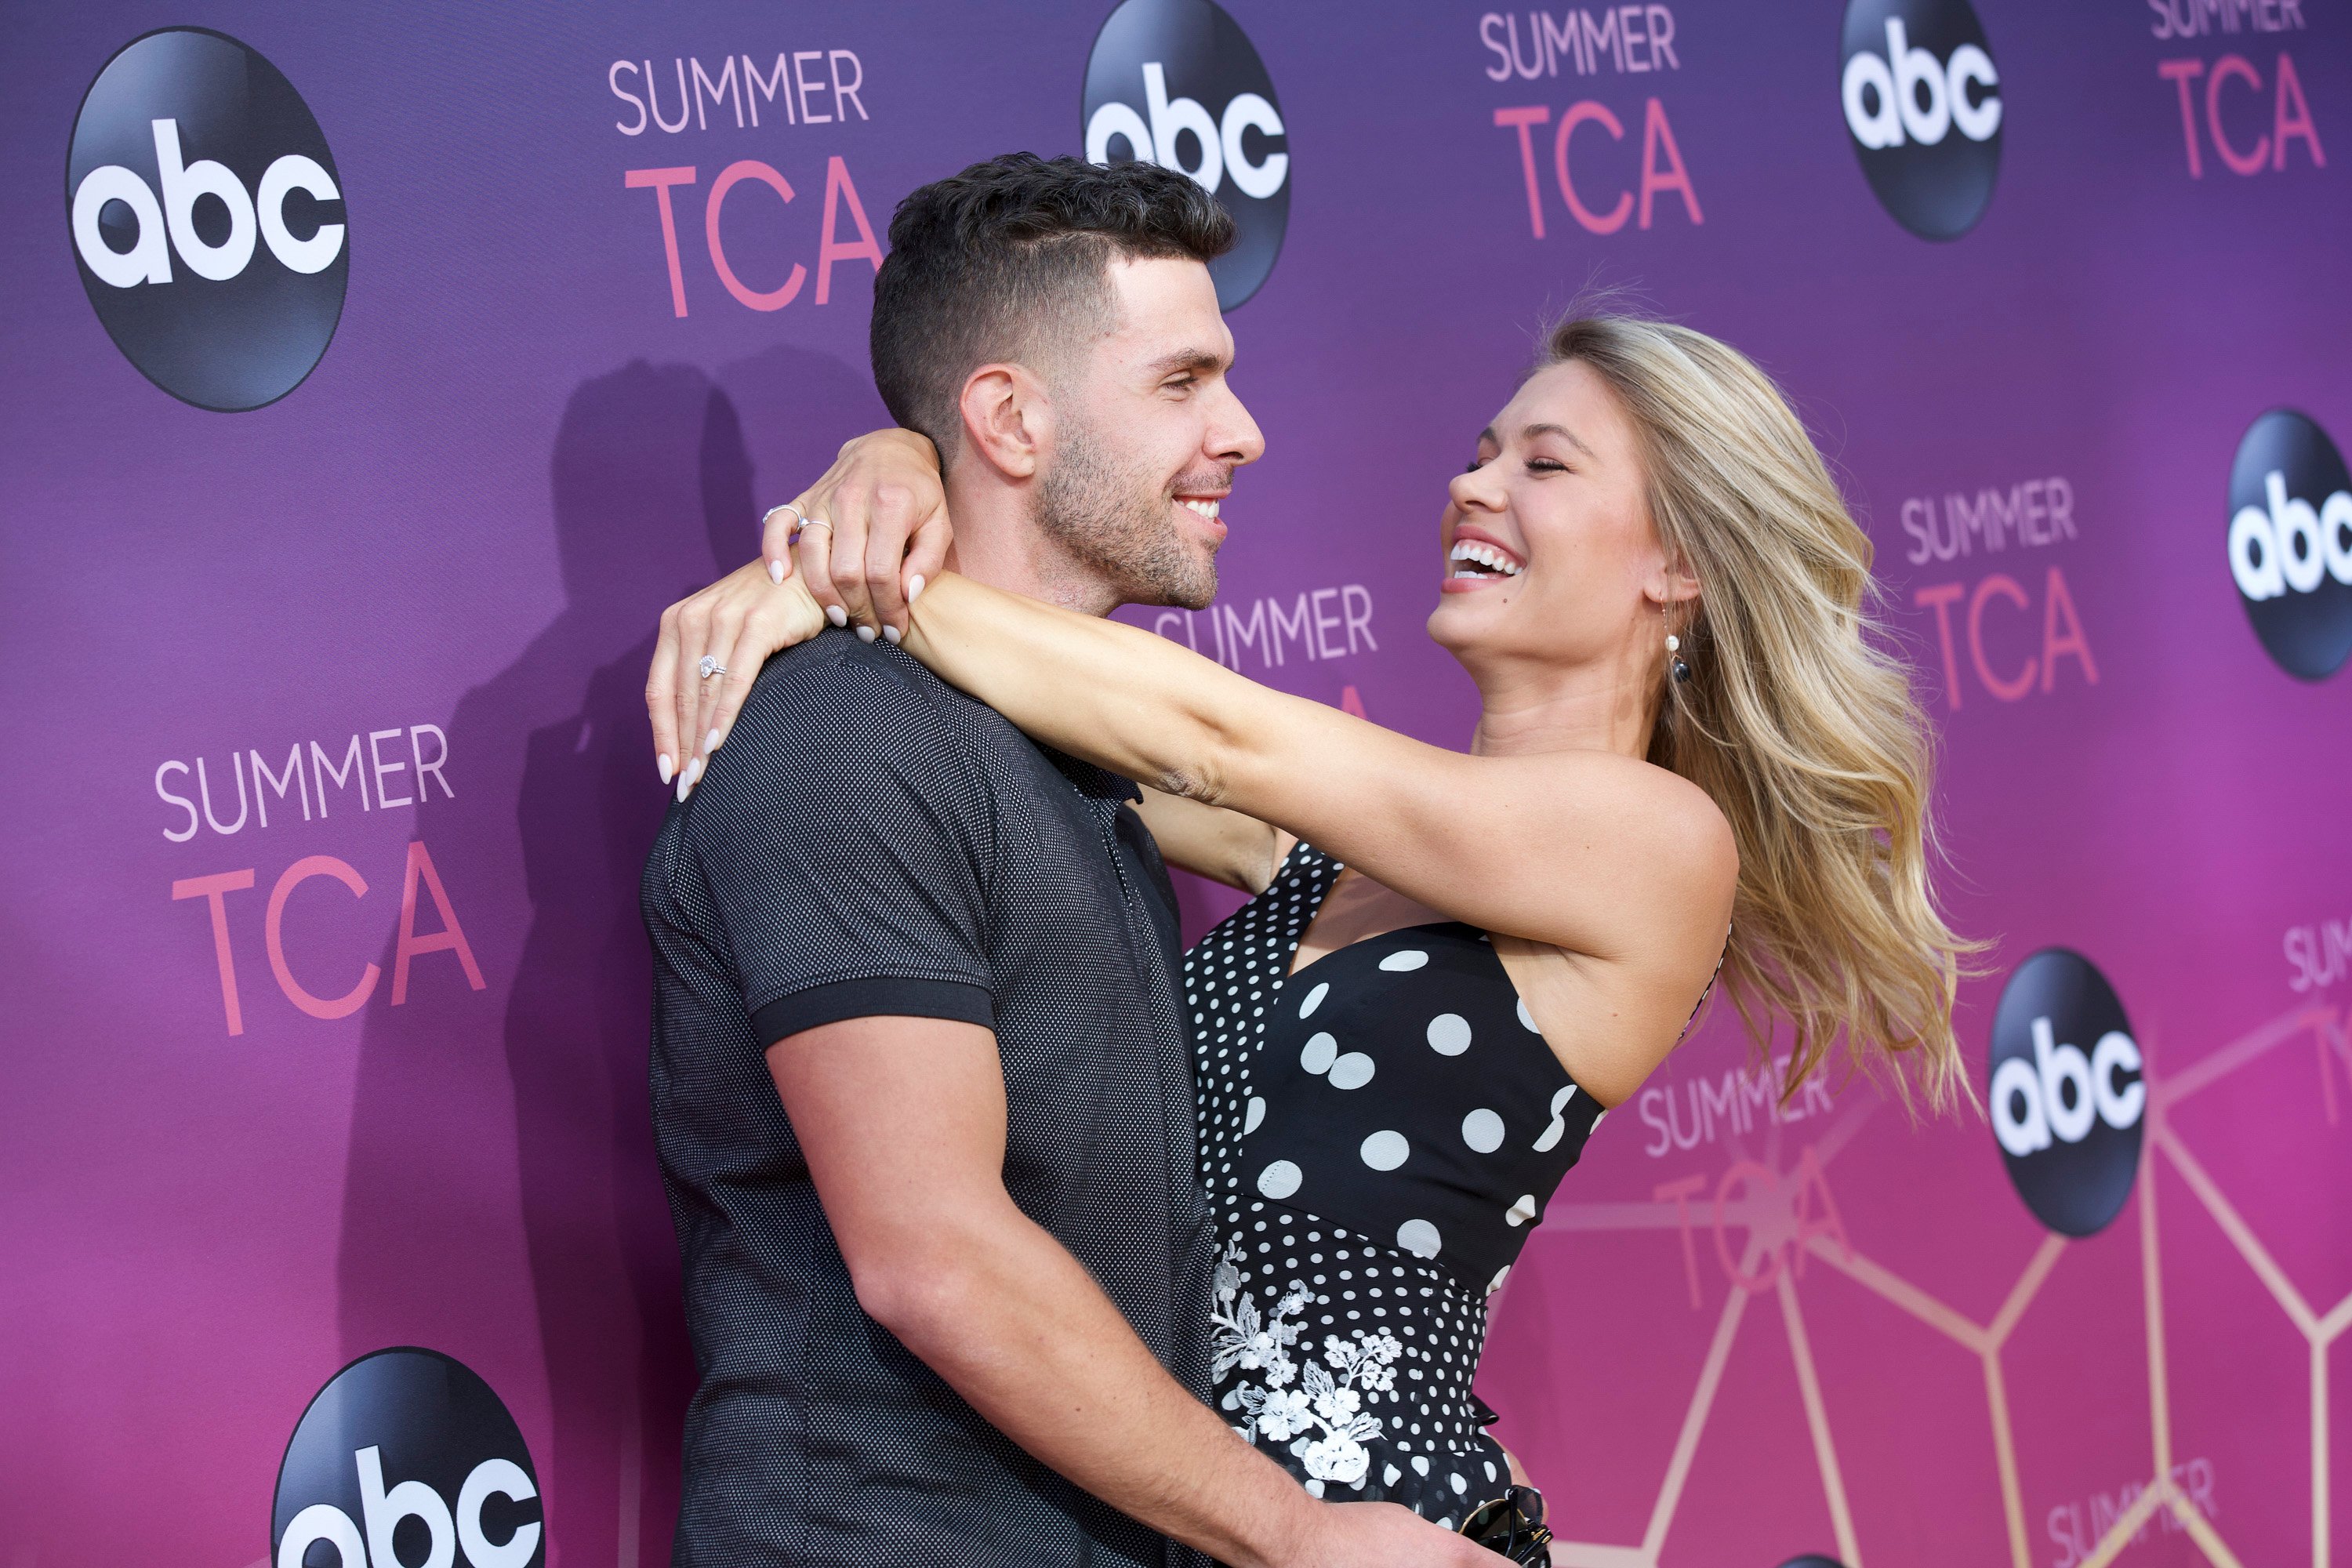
[273, 1348, 545, 1568]
[1082, 0, 1288, 309]
[67, 27, 349, 411]
[1987, 949, 2143, 1238]
[1838, 0, 2002, 240]
[2226, 408, 2352, 681]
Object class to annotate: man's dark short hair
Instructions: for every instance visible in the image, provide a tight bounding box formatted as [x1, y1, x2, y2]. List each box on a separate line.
[870, 154, 1234, 463]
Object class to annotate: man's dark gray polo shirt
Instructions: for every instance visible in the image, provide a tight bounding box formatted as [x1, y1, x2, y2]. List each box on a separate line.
[642, 627, 1217, 1568]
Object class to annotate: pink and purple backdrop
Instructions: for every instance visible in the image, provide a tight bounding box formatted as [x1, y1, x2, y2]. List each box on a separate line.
[2, 2, 2347, 1565]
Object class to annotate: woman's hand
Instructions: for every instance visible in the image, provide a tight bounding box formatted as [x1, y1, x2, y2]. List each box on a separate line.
[645, 428, 950, 796]
[763, 427, 950, 638]
[645, 565, 826, 798]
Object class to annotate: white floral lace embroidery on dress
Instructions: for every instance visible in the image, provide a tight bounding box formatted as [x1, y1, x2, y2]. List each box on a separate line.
[1209, 1238, 1403, 1488]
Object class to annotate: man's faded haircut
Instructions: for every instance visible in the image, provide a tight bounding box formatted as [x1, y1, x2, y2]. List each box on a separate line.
[869, 153, 1234, 464]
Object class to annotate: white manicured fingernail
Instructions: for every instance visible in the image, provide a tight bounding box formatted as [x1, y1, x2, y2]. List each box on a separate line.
[675, 766, 690, 803]
[658, 753, 675, 785]
[768, 558, 785, 584]
[907, 575, 925, 603]
[883, 625, 902, 645]
[856, 623, 877, 643]
[704, 727, 722, 755]
[826, 604, 848, 627]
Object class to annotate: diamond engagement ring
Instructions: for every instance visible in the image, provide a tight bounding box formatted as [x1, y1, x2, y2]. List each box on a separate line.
[763, 503, 832, 545]
[698, 655, 727, 681]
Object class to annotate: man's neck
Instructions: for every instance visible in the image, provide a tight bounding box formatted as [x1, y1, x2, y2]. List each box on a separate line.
[940, 469, 1120, 616]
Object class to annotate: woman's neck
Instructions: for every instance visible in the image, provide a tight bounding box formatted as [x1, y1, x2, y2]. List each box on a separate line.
[1466, 651, 1660, 760]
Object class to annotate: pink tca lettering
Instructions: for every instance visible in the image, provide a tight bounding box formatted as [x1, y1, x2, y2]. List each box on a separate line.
[265, 855, 379, 1020]
[706, 161, 807, 311]
[172, 869, 256, 1036]
[817, 157, 884, 305]
[625, 165, 699, 317]
[394, 840, 486, 1005]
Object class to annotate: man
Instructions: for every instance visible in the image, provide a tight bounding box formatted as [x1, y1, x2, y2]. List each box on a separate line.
[641, 155, 1483, 1567]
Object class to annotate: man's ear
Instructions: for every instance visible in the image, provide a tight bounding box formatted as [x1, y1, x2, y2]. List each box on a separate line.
[958, 363, 1055, 481]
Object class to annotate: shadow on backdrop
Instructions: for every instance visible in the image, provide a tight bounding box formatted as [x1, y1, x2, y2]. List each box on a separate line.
[336, 346, 887, 1563]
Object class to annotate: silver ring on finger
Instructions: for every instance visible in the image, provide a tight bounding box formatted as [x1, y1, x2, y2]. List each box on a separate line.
[793, 516, 833, 546]
[762, 502, 804, 536]
[698, 655, 728, 681]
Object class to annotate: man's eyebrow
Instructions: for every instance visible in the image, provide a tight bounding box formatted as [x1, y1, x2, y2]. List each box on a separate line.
[1145, 347, 1229, 378]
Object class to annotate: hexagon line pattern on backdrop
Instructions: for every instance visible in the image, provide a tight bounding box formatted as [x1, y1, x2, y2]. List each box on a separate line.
[1515, 1000, 2348, 1568]
[220, 1003, 2347, 1568]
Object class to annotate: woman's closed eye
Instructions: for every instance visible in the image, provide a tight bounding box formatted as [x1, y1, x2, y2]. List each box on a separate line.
[1465, 452, 1568, 476]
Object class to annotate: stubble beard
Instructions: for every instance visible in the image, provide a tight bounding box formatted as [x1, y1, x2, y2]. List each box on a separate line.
[1035, 415, 1220, 612]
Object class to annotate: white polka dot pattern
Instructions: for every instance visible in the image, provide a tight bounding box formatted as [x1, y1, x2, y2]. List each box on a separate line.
[1300, 1033, 1338, 1074]
[1184, 844, 1599, 1523]
[1396, 1218, 1443, 1258]
[1533, 1083, 1578, 1152]
[1461, 1109, 1504, 1152]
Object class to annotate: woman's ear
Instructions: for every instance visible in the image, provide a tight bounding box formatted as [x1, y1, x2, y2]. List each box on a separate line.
[1654, 549, 1702, 608]
[959, 364, 1054, 481]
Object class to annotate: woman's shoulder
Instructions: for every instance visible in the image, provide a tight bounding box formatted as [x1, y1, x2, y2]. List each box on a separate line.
[1492, 920, 1726, 1109]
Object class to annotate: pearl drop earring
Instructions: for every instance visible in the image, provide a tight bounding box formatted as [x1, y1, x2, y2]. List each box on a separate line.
[1664, 608, 1691, 683]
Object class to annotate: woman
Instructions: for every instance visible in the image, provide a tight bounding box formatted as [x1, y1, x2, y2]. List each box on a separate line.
[661, 315, 1974, 1543]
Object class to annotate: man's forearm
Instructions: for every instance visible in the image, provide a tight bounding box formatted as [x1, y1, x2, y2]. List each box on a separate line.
[872, 1203, 1318, 1568]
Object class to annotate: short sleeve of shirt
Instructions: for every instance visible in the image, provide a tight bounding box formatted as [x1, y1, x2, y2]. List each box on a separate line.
[683, 643, 996, 1047]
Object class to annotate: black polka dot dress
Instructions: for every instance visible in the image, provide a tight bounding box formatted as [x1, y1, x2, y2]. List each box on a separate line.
[1186, 844, 1609, 1527]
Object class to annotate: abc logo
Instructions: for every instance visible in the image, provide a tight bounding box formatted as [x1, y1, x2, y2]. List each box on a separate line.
[1838, 0, 2002, 240]
[67, 27, 348, 411]
[272, 1348, 543, 1568]
[1083, 0, 1288, 309]
[2226, 408, 2352, 681]
[1988, 949, 2143, 1238]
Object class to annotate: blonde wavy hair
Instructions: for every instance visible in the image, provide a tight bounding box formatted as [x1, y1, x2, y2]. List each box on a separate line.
[1539, 314, 1982, 1112]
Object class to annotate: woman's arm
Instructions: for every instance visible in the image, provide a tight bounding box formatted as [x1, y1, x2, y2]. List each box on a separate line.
[900, 573, 1736, 969]
[649, 431, 1292, 892]
[1132, 789, 1286, 895]
[650, 430, 946, 786]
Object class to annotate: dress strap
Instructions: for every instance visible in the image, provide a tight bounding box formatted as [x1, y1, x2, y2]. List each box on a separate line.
[1266, 842, 1345, 971]
[1674, 924, 1733, 1045]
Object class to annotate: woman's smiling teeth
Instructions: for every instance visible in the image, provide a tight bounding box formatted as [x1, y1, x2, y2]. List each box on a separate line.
[1449, 539, 1522, 579]
[1178, 498, 1221, 519]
